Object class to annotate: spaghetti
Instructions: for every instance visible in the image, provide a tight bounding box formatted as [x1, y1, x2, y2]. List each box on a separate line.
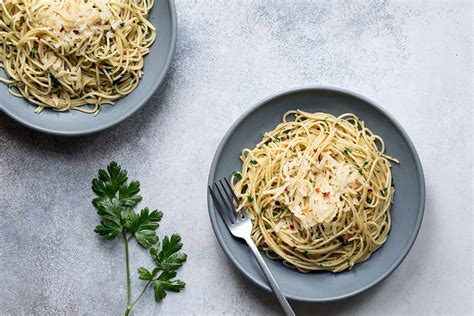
[232, 110, 398, 272]
[0, 0, 156, 114]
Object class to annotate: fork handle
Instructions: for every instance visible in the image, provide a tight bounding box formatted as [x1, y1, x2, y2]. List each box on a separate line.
[245, 237, 295, 316]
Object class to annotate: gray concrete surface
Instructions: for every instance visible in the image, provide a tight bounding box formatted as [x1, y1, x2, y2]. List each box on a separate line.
[1, 0, 472, 315]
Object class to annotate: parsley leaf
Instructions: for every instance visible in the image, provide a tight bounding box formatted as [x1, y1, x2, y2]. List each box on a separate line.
[247, 195, 254, 202]
[150, 234, 187, 271]
[137, 267, 154, 281]
[232, 171, 242, 181]
[140, 234, 187, 301]
[125, 208, 163, 248]
[92, 162, 134, 200]
[119, 180, 142, 206]
[250, 159, 257, 165]
[94, 215, 123, 240]
[153, 271, 186, 301]
[92, 162, 143, 240]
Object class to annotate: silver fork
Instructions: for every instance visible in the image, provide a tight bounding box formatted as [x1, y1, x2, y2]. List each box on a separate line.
[209, 178, 295, 316]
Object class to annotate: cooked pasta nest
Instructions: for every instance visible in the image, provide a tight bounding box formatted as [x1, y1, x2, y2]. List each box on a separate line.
[232, 110, 398, 272]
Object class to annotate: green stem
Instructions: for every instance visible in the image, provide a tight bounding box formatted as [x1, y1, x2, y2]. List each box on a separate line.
[129, 280, 153, 310]
[124, 232, 132, 315]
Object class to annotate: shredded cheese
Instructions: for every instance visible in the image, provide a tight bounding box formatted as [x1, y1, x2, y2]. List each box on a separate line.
[277, 151, 362, 227]
[29, 0, 120, 49]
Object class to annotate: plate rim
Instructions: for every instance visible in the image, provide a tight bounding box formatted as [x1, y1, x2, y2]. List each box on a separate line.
[0, 0, 177, 136]
[207, 85, 426, 302]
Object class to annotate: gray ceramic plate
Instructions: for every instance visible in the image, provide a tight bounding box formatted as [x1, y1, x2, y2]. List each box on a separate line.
[207, 86, 425, 302]
[0, 0, 176, 136]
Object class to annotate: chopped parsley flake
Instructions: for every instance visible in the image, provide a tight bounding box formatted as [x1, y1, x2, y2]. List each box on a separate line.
[231, 171, 242, 181]
[49, 74, 61, 89]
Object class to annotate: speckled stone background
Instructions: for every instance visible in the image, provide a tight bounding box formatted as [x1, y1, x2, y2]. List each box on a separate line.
[1, 0, 472, 315]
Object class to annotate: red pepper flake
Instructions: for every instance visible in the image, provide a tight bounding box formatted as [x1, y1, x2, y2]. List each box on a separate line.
[98, 62, 105, 70]
[334, 153, 338, 156]
[368, 188, 373, 193]
[315, 188, 321, 193]
[323, 192, 330, 198]
[73, 30, 79, 34]
[290, 224, 295, 230]
[60, 26, 65, 32]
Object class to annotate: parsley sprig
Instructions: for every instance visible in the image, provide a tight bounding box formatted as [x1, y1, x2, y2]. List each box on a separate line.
[92, 162, 186, 315]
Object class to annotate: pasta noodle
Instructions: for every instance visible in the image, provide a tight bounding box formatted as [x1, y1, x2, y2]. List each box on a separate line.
[0, 0, 156, 114]
[232, 110, 398, 272]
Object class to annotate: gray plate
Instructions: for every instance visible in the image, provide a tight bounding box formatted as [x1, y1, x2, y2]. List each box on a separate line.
[207, 86, 425, 302]
[0, 0, 176, 136]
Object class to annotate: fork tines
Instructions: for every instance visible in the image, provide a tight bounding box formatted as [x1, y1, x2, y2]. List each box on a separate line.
[208, 178, 243, 225]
